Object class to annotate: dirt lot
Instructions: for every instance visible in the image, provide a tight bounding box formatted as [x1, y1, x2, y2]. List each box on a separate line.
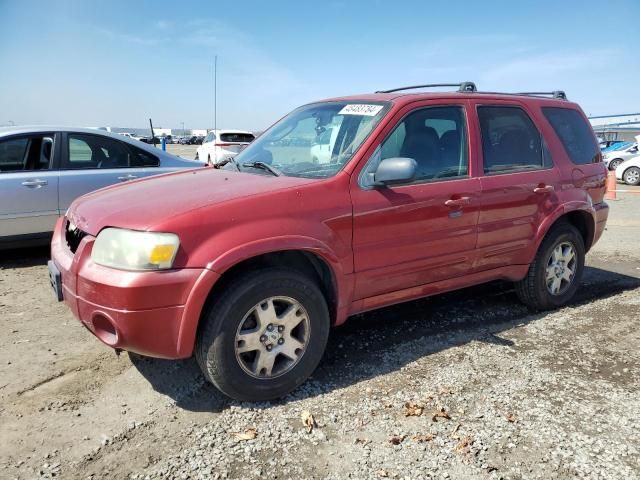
[1, 190, 639, 480]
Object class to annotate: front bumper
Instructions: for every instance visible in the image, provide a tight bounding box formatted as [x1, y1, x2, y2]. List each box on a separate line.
[50, 218, 219, 359]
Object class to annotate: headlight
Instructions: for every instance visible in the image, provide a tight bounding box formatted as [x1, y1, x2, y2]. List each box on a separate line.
[92, 228, 180, 271]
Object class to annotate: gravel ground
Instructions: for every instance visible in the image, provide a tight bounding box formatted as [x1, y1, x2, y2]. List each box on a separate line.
[1, 192, 639, 480]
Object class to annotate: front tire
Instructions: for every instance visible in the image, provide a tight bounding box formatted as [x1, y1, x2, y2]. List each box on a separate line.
[515, 222, 585, 310]
[196, 268, 330, 401]
[623, 167, 640, 186]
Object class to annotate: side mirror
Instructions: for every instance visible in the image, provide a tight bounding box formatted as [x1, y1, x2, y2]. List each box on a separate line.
[374, 157, 417, 186]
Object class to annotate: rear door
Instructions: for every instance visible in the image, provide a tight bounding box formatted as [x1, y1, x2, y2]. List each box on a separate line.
[0, 132, 60, 238]
[472, 102, 560, 271]
[58, 132, 163, 212]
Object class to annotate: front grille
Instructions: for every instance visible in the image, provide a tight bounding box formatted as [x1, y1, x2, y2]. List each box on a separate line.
[65, 220, 87, 254]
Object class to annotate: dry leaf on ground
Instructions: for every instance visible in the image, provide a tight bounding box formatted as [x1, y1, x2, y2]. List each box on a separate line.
[387, 435, 405, 445]
[455, 435, 475, 453]
[432, 407, 451, 422]
[231, 428, 257, 441]
[301, 410, 316, 433]
[404, 401, 424, 417]
[505, 412, 516, 423]
[411, 433, 435, 442]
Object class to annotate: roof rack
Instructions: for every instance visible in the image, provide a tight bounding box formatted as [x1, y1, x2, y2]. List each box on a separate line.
[515, 91, 567, 100]
[375, 82, 477, 94]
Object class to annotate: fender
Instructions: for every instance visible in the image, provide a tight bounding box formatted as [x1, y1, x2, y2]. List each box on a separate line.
[175, 235, 355, 357]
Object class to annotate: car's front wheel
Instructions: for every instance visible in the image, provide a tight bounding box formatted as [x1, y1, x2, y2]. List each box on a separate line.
[515, 222, 585, 310]
[196, 268, 330, 401]
[623, 167, 640, 186]
[608, 158, 623, 170]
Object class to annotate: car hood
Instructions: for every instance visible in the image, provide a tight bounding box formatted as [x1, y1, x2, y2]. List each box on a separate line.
[67, 168, 315, 236]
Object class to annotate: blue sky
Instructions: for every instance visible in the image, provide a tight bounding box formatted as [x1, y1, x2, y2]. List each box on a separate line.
[1, 0, 638, 131]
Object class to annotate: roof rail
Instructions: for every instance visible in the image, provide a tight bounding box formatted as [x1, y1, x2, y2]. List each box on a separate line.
[516, 91, 567, 100]
[375, 82, 477, 94]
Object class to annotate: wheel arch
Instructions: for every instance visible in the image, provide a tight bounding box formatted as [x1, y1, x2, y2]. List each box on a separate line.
[176, 243, 352, 358]
[205, 249, 340, 323]
[532, 205, 596, 261]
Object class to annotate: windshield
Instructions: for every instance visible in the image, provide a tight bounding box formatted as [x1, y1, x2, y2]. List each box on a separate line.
[229, 101, 390, 178]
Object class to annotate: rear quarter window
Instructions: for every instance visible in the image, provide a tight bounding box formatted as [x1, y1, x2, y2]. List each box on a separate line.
[542, 107, 600, 165]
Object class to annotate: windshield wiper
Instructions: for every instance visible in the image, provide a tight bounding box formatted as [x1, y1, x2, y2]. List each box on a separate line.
[215, 156, 241, 171]
[242, 161, 281, 177]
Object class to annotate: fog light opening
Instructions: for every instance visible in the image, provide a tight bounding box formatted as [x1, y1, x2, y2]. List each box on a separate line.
[92, 313, 118, 345]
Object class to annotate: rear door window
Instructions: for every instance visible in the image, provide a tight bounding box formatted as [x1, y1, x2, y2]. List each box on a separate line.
[0, 135, 54, 172]
[67, 134, 133, 169]
[477, 106, 552, 174]
[542, 107, 601, 164]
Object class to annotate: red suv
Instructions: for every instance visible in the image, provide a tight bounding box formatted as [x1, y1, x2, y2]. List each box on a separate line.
[49, 83, 609, 401]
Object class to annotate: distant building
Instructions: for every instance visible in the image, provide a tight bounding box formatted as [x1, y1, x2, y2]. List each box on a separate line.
[589, 113, 640, 142]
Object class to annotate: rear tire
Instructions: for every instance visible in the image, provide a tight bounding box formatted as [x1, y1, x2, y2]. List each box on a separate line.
[623, 167, 640, 186]
[515, 222, 585, 310]
[608, 158, 623, 171]
[196, 268, 330, 401]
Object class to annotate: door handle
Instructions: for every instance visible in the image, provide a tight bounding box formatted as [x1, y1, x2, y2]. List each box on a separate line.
[21, 179, 48, 188]
[117, 174, 138, 181]
[533, 185, 555, 194]
[444, 196, 470, 208]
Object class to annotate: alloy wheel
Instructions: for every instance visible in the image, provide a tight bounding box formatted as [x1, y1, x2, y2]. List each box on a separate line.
[545, 241, 577, 296]
[624, 168, 640, 185]
[235, 296, 310, 379]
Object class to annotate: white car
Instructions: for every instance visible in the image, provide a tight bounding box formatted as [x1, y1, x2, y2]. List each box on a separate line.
[615, 156, 640, 186]
[603, 143, 638, 171]
[310, 127, 339, 164]
[195, 129, 255, 165]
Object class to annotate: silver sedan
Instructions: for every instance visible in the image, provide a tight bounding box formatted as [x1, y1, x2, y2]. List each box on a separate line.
[0, 126, 203, 248]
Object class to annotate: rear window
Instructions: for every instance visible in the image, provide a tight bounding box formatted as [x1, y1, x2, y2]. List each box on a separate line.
[542, 107, 600, 164]
[220, 133, 254, 143]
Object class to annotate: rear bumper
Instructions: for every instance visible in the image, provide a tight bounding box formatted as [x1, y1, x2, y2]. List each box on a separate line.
[50, 218, 219, 359]
[592, 201, 609, 248]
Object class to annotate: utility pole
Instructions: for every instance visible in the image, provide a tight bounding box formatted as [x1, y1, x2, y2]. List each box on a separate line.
[214, 55, 218, 164]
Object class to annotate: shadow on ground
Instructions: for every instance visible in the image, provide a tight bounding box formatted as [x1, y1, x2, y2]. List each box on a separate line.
[0, 245, 50, 269]
[129, 265, 640, 412]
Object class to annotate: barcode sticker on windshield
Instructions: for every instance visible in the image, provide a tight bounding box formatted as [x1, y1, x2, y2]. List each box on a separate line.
[338, 104, 384, 116]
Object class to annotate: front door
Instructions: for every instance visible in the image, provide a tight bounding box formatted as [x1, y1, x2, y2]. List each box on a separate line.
[350, 103, 480, 301]
[0, 132, 60, 238]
